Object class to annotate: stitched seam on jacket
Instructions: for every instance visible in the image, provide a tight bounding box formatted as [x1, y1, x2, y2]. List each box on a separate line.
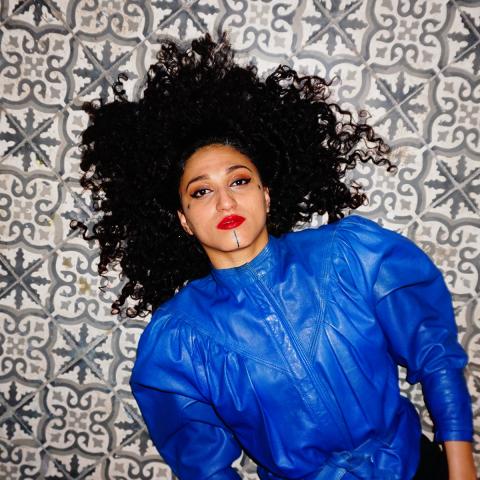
[244, 269, 325, 421]
[283, 232, 323, 360]
[174, 310, 291, 376]
[308, 222, 339, 359]
[327, 217, 374, 310]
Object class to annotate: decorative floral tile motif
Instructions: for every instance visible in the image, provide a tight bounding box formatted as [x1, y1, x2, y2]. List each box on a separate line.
[26, 106, 96, 214]
[0, 0, 25, 24]
[316, 0, 361, 18]
[86, 319, 145, 394]
[0, 308, 58, 402]
[1, 0, 480, 478]
[3, 106, 56, 142]
[456, 1, 480, 37]
[43, 235, 126, 347]
[85, 431, 175, 480]
[58, 0, 149, 74]
[0, 21, 75, 111]
[435, 150, 480, 188]
[455, 297, 480, 369]
[352, 143, 460, 230]
[0, 165, 83, 251]
[407, 214, 480, 303]
[211, 0, 329, 57]
[0, 438, 66, 480]
[293, 38, 395, 121]
[17, 360, 142, 478]
[347, 0, 478, 78]
[154, 7, 206, 40]
[0, 254, 50, 310]
[426, 66, 480, 159]
[464, 173, 480, 211]
[0, 108, 24, 159]
[2, 0, 65, 29]
[0, 140, 52, 181]
[189, 0, 222, 37]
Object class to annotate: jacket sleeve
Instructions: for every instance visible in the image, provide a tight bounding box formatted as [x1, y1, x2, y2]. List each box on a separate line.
[335, 215, 473, 442]
[130, 309, 242, 479]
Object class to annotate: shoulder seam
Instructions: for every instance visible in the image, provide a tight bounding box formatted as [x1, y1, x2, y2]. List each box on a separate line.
[175, 310, 292, 376]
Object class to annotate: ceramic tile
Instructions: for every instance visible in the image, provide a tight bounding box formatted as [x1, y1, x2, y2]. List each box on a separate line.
[406, 214, 480, 303]
[2, 1, 480, 477]
[427, 64, 480, 157]
[85, 431, 174, 479]
[0, 308, 64, 403]
[1, 165, 86, 251]
[357, 0, 477, 74]
[0, 439, 67, 480]
[43, 235, 125, 346]
[0, 19, 73, 115]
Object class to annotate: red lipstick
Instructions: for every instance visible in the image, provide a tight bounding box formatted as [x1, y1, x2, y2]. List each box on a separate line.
[217, 215, 246, 230]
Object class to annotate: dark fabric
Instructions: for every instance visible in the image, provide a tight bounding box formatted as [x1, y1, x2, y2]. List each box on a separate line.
[413, 434, 448, 479]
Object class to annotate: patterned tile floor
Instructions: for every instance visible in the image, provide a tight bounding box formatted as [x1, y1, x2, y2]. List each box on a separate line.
[0, 0, 479, 478]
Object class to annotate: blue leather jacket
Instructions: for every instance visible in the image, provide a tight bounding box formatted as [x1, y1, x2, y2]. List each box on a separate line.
[130, 215, 473, 479]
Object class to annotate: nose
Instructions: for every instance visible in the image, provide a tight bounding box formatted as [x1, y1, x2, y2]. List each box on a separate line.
[216, 187, 237, 212]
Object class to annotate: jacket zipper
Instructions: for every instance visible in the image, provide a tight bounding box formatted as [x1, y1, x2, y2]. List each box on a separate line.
[247, 267, 352, 447]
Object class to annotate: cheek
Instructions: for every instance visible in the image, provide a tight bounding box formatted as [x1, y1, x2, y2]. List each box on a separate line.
[183, 204, 211, 229]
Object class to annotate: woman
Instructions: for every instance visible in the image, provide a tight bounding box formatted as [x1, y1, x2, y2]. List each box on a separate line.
[74, 32, 475, 479]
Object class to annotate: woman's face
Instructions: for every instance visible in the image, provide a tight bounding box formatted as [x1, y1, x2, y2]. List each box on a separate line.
[177, 143, 270, 269]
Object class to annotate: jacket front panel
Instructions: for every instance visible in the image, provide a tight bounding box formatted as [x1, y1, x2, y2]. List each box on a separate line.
[130, 215, 472, 480]
[175, 224, 412, 478]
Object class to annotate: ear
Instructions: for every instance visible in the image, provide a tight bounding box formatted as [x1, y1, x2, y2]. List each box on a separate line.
[177, 209, 194, 236]
[263, 186, 271, 213]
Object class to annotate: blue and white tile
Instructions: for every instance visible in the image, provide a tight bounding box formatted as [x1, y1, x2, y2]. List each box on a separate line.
[0, 164, 84, 252]
[406, 213, 480, 305]
[426, 64, 480, 159]
[0, 307, 58, 404]
[0, 259, 49, 311]
[86, 431, 174, 480]
[455, 297, 480, 368]
[0, 19, 74, 116]
[43, 235, 125, 348]
[0, 109, 25, 159]
[21, 361, 140, 478]
[347, 0, 478, 101]
[62, 0, 149, 71]
[0, 438, 66, 480]
[315, 0, 361, 19]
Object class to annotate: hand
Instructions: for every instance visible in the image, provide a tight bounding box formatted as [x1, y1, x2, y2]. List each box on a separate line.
[444, 441, 477, 480]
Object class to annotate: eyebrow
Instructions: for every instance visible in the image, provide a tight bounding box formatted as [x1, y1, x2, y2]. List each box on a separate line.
[184, 164, 253, 191]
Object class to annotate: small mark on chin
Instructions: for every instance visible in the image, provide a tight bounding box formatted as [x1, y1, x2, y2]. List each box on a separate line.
[233, 230, 240, 248]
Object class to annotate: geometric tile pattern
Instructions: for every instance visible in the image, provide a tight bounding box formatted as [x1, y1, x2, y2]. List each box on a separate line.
[1, 0, 479, 477]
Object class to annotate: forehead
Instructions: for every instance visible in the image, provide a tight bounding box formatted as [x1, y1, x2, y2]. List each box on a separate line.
[182, 144, 258, 176]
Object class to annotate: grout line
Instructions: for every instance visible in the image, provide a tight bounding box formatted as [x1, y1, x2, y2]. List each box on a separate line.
[0, 291, 143, 432]
[0, 220, 89, 298]
[0, 0, 34, 28]
[452, 0, 480, 42]
[75, 426, 149, 480]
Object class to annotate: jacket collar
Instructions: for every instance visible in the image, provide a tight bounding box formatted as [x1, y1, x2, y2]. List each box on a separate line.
[210, 234, 279, 288]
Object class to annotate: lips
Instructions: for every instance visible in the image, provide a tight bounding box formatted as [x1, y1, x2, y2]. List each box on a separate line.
[217, 215, 246, 230]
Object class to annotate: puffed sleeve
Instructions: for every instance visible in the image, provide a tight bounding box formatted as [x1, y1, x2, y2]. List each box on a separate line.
[334, 215, 473, 442]
[130, 308, 242, 479]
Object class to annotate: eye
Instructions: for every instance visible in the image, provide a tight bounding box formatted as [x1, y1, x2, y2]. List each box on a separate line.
[231, 177, 251, 187]
[191, 188, 211, 198]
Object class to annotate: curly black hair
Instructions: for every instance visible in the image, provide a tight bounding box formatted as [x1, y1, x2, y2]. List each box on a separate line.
[73, 31, 395, 318]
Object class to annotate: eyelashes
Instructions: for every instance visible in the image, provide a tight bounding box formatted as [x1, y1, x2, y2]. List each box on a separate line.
[191, 188, 210, 199]
[232, 177, 251, 187]
[190, 177, 252, 199]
